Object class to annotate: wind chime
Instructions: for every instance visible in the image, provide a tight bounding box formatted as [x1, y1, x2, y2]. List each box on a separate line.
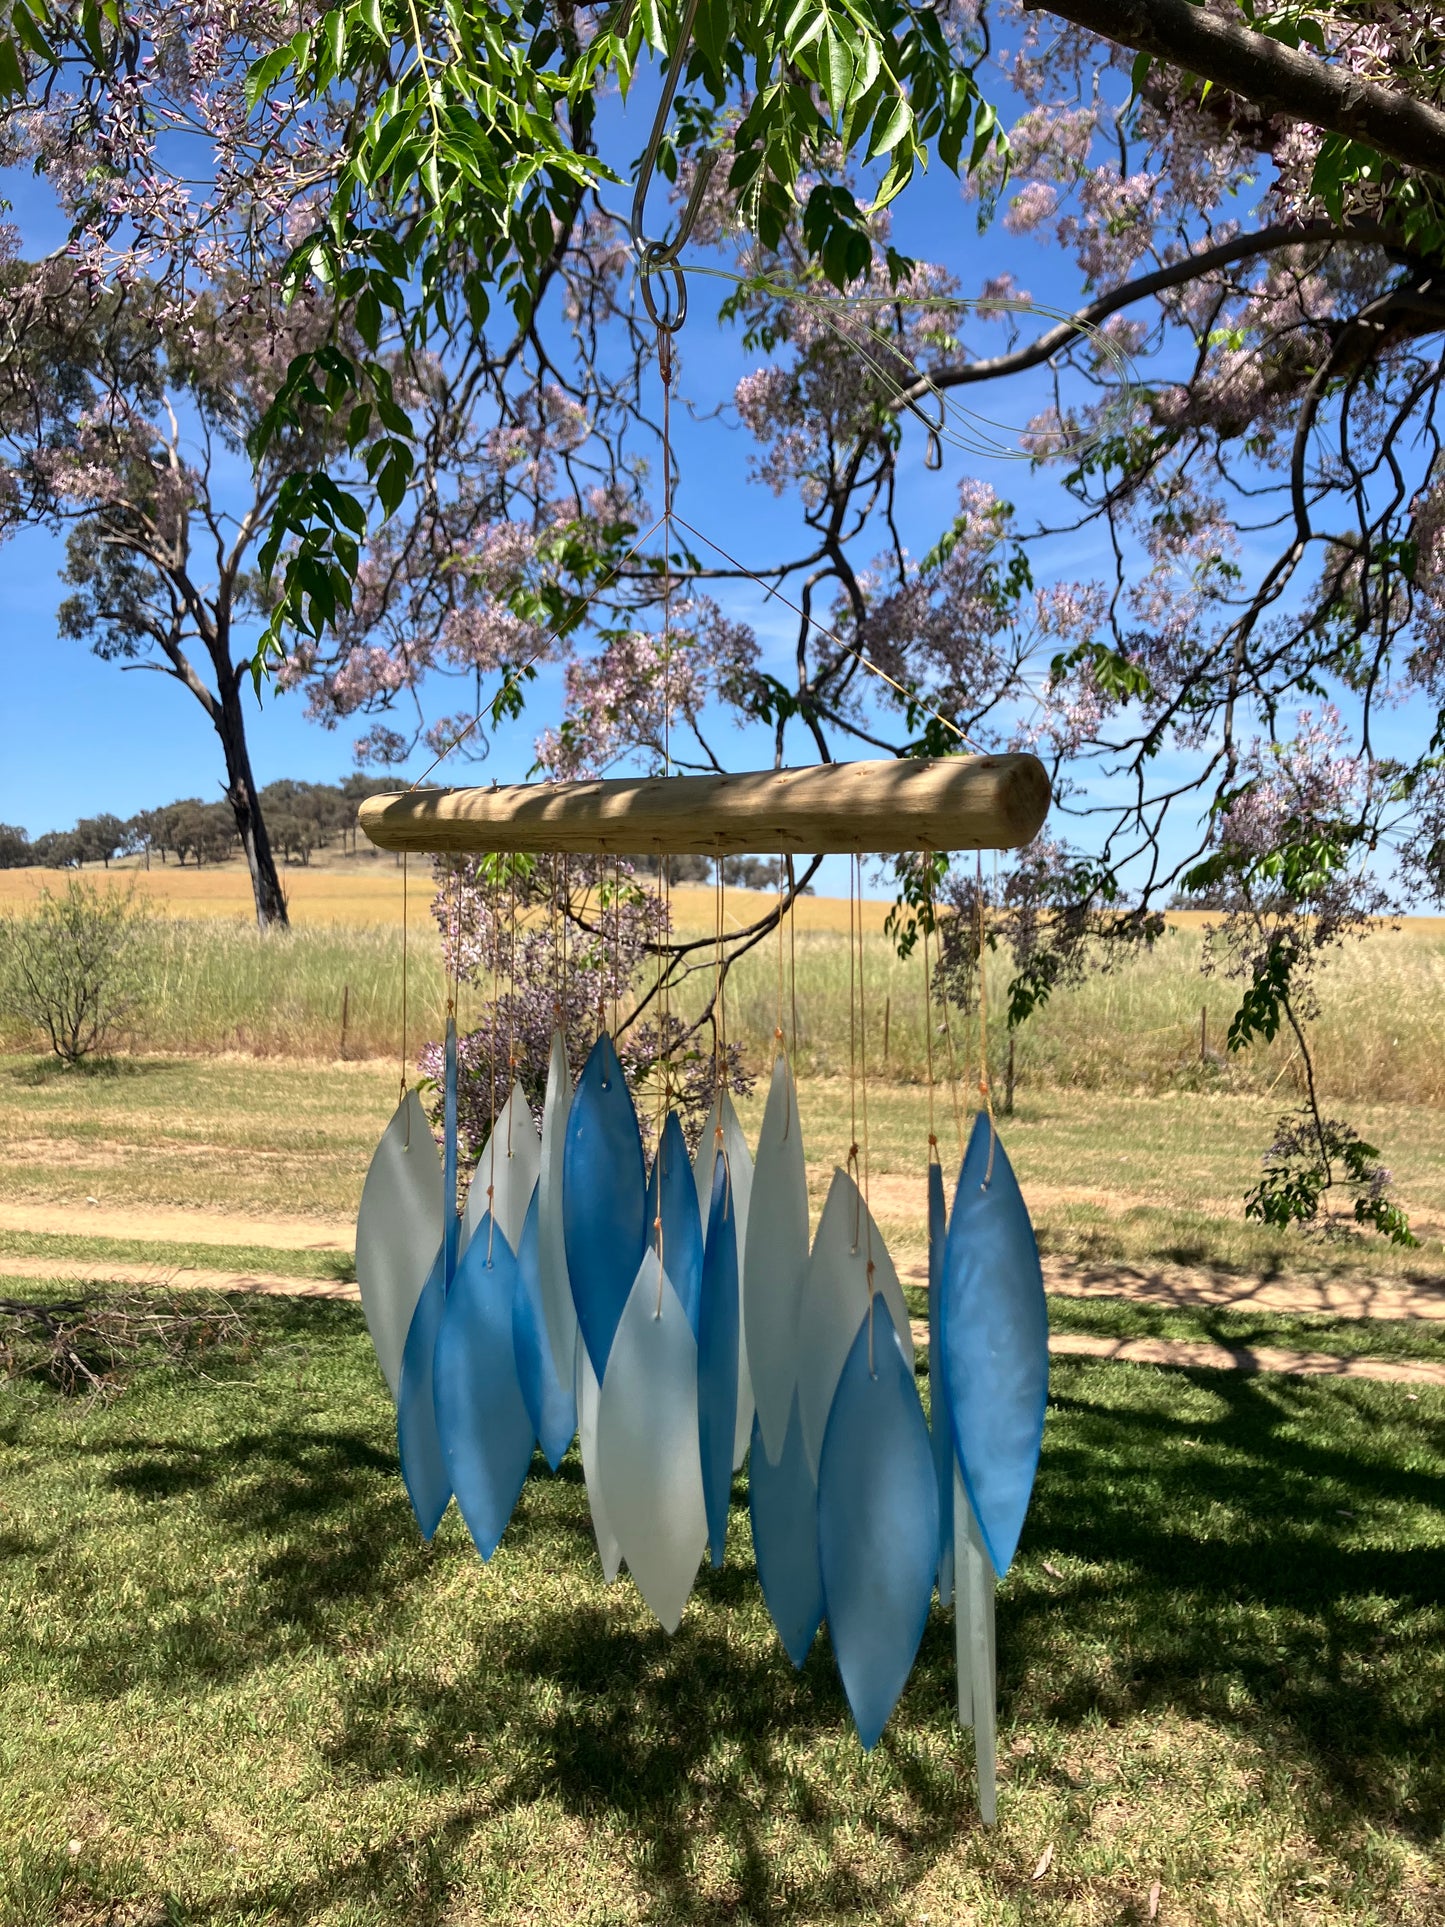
[349, 10, 1056, 1822]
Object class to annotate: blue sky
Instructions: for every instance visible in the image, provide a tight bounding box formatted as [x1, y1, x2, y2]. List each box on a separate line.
[2, 65, 1425, 903]
[0, 124, 1090, 849]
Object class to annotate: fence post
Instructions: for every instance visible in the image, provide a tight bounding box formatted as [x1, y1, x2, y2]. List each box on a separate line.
[340, 984, 350, 1060]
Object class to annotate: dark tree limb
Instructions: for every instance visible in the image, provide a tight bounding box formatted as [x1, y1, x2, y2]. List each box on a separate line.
[1028, 0, 1445, 183]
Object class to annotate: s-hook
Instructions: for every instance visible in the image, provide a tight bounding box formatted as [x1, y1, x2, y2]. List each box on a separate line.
[629, 0, 717, 334]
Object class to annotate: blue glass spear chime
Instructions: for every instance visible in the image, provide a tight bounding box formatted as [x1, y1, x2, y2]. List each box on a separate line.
[354, 754, 1051, 1819]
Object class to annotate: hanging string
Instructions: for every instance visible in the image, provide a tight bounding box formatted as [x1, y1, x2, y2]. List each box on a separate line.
[855, 854, 877, 1375]
[787, 853, 799, 1072]
[667, 511, 982, 754]
[976, 852, 997, 1189]
[400, 851, 411, 1145]
[847, 853, 861, 1250]
[712, 852, 726, 1101]
[775, 859, 794, 1139]
[506, 860, 518, 1157]
[937, 891, 967, 1164]
[922, 883, 939, 1169]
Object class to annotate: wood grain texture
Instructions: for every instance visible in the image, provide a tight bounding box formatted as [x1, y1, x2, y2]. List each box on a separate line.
[357, 756, 1050, 857]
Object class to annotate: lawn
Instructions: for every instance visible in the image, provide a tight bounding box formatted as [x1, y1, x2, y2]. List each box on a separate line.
[6, 1056, 1445, 1290]
[1, 1288, 1440, 1926]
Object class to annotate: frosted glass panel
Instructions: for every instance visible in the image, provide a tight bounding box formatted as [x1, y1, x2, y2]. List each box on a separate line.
[696, 1153, 739, 1567]
[576, 1338, 623, 1582]
[396, 1244, 450, 1539]
[744, 1055, 810, 1466]
[537, 1030, 578, 1375]
[817, 1300, 939, 1751]
[695, 1091, 755, 1468]
[941, 1113, 1048, 1577]
[564, 1034, 646, 1379]
[443, 1019, 460, 1288]
[796, 1167, 914, 1477]
[954, 1468, 998, 1825]
[748, 1396, 822, 1668]
[645, 1112, 703, 1334]
[434, 1215, 534, 1560]
[596, 1253, 706, 1632]
[461, 1079, 541, 1259]
[927, 1159, 954, 1607]
[513, 1185, 577, 1470]
[355, 1089, 443, 1399]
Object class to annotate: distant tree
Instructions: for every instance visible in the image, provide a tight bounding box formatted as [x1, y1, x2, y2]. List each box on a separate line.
[157, 799, 236, 868]
[339, 774, 404, 855]
[72, 813, 130, 868]
[0, 879, 148, 1065]
[29, 829, 81, 868]
[125, 809, 163, 869]
[0, 824, 30, 868]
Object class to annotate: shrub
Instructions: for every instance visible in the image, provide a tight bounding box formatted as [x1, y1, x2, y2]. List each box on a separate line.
[0, 880, 149, 1064]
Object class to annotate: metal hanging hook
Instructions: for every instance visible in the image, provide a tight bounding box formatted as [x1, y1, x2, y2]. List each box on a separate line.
[630, 0, 716, 333]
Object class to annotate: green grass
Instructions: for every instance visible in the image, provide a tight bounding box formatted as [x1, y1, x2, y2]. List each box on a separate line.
[0, 1228, 356, 1282]
[4, 910, 1445, 1107]
[0, 1288, 1440, 1925]
[1042, 1295, 1445, 1367]
[7, 1056, 1445, 1286]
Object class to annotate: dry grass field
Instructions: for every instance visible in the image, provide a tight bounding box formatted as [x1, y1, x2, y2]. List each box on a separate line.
[6, 864, 1445, 1105]
[3, 867, 1444, 1924]
[0, 860, 899, 932]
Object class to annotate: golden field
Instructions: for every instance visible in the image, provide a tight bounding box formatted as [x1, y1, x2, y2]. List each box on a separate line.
[0, 860, 900, 933]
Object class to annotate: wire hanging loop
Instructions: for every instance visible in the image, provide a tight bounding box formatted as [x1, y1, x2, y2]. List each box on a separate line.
[629, 0, 716, 338]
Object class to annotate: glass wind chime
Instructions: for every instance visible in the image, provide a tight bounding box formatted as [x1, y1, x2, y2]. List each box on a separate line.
[348, 12, 1059, 1798]
[352, 749, 1050, 1822]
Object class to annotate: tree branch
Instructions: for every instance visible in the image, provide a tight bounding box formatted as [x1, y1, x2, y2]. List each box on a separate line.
[1029, 0, 1445, 182]
[897, 220, 1394, 404]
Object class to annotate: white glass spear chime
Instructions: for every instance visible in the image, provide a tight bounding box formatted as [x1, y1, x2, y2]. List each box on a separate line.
[352, 753, 1050, 1820]
[348, 1, 1057, 1809]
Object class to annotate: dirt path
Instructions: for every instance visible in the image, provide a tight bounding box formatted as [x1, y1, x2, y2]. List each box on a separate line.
[0, 1253, 358, 1300]
[0, 1201, 353, 1251]
[8, 1197, 1445, 1385]
[5, 1256, 1440, 1389]
[896, 1253, 1445, 1323]
[10, 1196, 1445, 1320]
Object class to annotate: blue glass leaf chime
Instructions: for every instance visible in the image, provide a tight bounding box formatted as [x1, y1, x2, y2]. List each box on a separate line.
[818, 1296, 940, 1750]
[354, 737, 1051, 1804]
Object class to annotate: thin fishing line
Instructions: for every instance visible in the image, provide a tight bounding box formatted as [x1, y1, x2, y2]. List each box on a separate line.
[400, 851, 410, 1138]
[404, 510, 669, 795]
[675, 267, 1139, 463]
[937, 892, 966, 1162]
[668, 510, 978, 753]
[787, 852, 799, 1073]
[856, 854, 877, 1375]
[976, 852, 997, 1189]
[922, 879, 938, 1165]
[847, 853, 861, 1251]
[506, 860, 517, 1158]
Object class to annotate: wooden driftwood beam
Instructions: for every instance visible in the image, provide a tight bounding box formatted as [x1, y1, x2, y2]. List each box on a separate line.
[358, 755, 1050, 857]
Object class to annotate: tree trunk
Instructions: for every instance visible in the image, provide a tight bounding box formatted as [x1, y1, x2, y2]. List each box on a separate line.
[214, 674, 289, 931]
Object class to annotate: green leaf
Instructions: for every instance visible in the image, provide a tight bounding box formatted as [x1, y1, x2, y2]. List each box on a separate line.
[11, 5, 54, 63]
[868, 94, 911, 160]
[0, 35, 23, 97]
[823, 26, 854, 120]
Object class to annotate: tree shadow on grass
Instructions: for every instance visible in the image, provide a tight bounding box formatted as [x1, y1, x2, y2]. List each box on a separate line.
[7, 1306, 1443, 1920]
[321, 1361, 1443, 1909]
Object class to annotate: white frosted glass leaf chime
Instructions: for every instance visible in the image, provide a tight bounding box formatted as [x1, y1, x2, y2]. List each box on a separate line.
[596, 1252, 708, 1631]
[743, 1053, 810, 1467]
[355, 721, 1052, 1803]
